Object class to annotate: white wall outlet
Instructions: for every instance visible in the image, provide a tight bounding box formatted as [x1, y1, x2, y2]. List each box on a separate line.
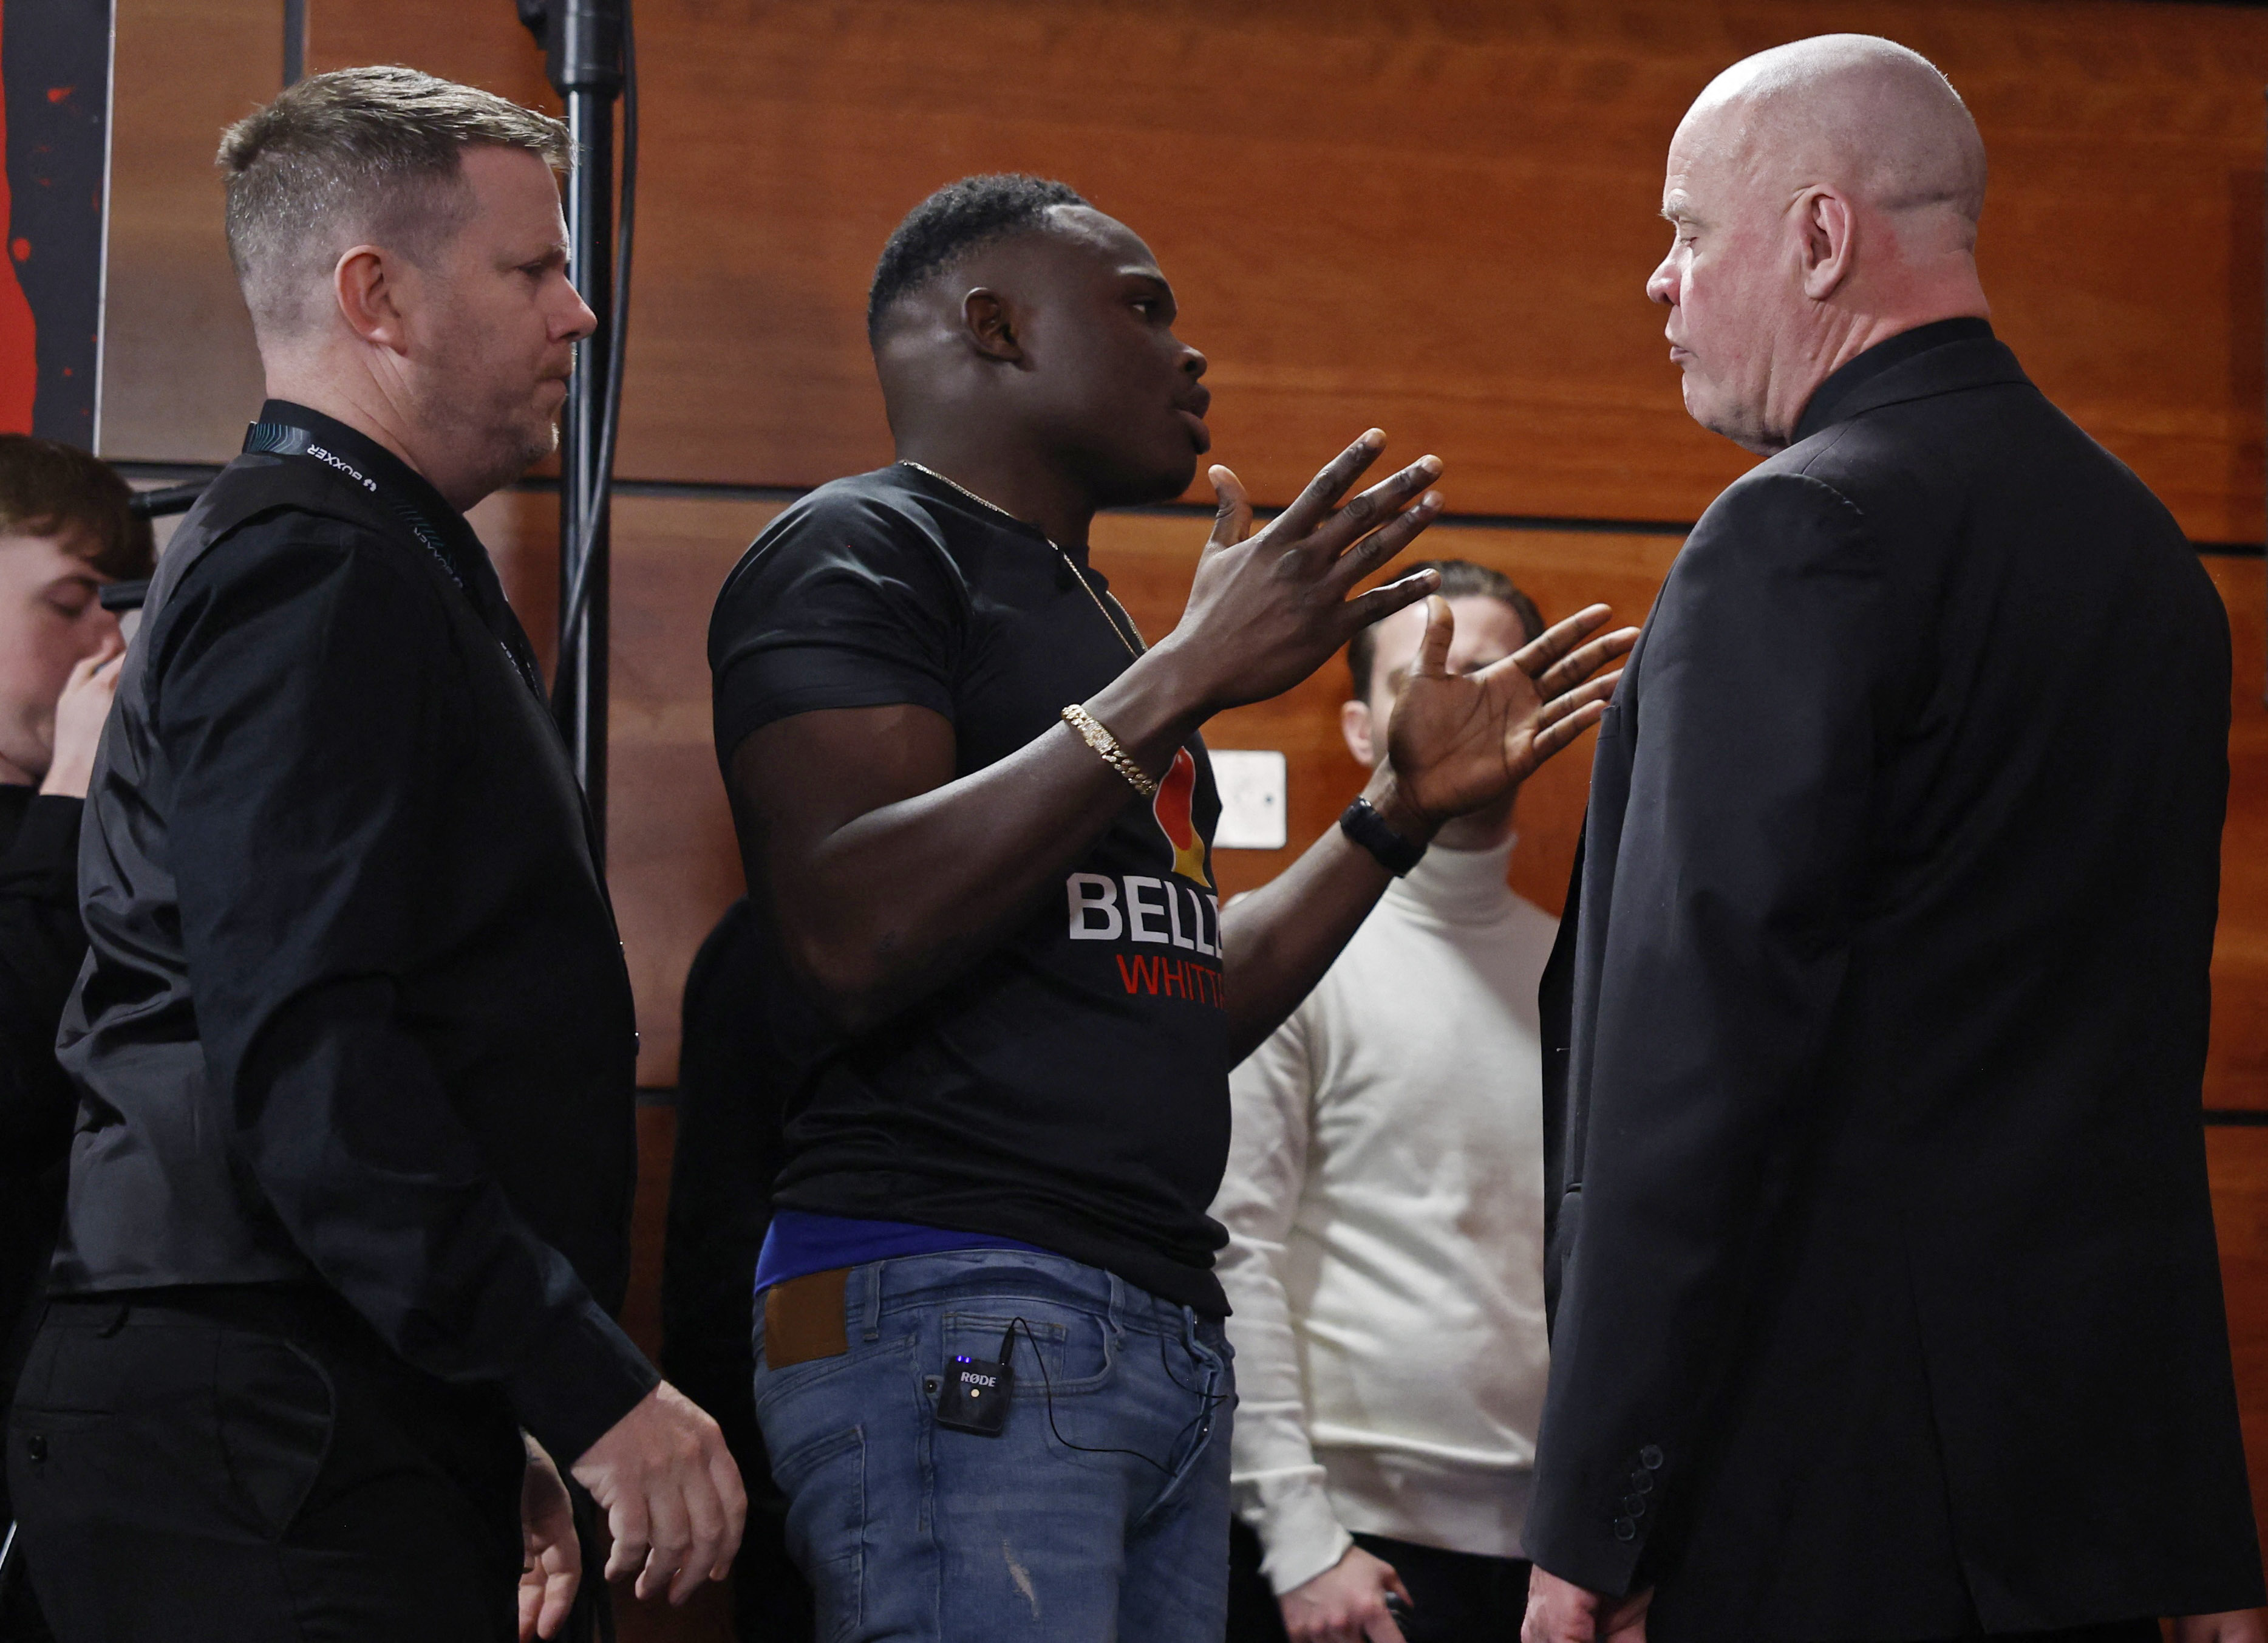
[1210, 749, 1289, 850]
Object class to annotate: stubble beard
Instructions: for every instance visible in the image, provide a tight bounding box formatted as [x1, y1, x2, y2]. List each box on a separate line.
[415, 369, 562, 505]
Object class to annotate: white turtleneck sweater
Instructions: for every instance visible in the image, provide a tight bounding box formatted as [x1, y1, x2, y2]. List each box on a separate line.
[1213, 837, 1556, 1594]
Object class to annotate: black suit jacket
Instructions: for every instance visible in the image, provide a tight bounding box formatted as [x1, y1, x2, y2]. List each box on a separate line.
[1530, 320, 2264, 1640]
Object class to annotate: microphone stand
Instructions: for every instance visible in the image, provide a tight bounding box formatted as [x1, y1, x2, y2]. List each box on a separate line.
[521, 0, 627, 847]
[506, 33, 635, 1643]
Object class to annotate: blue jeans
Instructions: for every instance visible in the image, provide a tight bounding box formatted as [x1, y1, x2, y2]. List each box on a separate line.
[752, 1249, 1233, 1642]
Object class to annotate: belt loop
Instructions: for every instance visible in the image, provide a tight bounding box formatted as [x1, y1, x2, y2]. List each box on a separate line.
[1106, 1270, 1126, 1337]
[859, 1261, 882, 1342]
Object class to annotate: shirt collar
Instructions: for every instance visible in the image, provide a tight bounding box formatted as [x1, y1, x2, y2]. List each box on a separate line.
[251, 401, 458, 525]
[247, 400, 545, 699]
[248, 400, 501, 593]
[1793, 316, 1998, 445]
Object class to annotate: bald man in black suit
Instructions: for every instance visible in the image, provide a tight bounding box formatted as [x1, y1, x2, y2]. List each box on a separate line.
[1524, 34, 2266, 1643]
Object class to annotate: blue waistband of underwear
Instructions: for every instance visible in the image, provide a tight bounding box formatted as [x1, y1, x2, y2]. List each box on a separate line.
[752, 1208, 1049, 1294]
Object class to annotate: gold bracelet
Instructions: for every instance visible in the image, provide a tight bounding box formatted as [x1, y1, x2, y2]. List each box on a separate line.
[1061, 703, 1159, 798]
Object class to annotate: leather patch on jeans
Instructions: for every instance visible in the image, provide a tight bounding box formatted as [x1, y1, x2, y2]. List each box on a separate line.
[763, 1268, 850, 1368]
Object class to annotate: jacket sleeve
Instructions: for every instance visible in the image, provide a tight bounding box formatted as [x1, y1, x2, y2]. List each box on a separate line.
[1523, 471, 1907, 1593]
[154, 527, 656, 1463]
[0, 795, 86, 1158]
[1213, 1003, 1354, 1595]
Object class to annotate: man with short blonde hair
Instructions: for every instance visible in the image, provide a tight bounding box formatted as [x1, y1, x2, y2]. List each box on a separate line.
[219, 65, 569, 339]
[1524, 34, 2264, 1643]
[5, 67, 741, 1643]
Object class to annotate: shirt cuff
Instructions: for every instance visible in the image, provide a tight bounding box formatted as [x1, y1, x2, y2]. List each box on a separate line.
[1245, 1469, 1356, 1596]
[505, 1293, 662, 1465]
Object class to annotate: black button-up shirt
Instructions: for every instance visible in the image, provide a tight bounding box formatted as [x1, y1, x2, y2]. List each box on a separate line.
[52, 402, 655, 1461]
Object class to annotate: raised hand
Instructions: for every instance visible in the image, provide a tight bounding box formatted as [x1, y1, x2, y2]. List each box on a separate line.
[1386, 596, 1638, 827]
[1156, 430, 1445, 716]
[38, 635, 124, 798]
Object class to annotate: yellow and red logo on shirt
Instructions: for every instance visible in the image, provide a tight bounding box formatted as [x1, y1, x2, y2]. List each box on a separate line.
[1153, 748, 1211, 889]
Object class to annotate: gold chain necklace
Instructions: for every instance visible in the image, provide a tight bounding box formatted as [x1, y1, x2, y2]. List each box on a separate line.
[897, 459, 1145, 661]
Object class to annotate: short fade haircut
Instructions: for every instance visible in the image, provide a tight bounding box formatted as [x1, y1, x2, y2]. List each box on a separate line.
[868, 174, 1087, 340]
[217, 65, 570, 338]
[1348, 559, 1545, 699]
[0, 435, 155, 581]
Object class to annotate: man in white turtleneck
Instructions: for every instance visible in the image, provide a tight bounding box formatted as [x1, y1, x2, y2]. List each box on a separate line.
[1217, 561, 1556, 1643]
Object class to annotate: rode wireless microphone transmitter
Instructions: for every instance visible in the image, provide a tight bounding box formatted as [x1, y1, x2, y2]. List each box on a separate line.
[935, 1320, 1017, 1436]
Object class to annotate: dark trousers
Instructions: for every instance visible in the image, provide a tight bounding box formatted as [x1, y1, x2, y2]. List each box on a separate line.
[1228, 1517, 1528, 1643]
[1231, 1520, 2166, 1643]
[5, 1286, 525, 1643]
[1935, 1631, 2162, 1643]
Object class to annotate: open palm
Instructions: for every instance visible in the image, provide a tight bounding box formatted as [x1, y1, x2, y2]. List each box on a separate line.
[1386, 597, 1638, 825]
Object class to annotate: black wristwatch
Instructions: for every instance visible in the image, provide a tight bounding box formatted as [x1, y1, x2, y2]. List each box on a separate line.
[1340, 797, 1426, 876]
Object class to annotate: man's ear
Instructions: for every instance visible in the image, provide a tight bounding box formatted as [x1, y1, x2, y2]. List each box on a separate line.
[333, 244, 412, 354]
[1799, 188, 1856, 301]
[961, 287, 1023, 363]
[1341, 698, 1378, 770]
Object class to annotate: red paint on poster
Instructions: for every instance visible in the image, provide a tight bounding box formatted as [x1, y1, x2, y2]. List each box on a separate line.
[0, 0, 40, 434]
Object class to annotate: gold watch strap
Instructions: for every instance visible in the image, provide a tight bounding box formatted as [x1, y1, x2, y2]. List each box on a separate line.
[1061, 703, 1159, 798]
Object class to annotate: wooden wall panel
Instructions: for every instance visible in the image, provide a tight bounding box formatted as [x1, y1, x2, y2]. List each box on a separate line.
[96, 0, 271, 462]
[250, 0, 2268, 542]
[465, 488, 776, 1089]
[2209, 556, 2268, 1109]
[2205, 1124, 2268, 1576]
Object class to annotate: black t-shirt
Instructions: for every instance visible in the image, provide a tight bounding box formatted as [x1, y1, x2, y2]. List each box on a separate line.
[709, 463, 1231, 1312]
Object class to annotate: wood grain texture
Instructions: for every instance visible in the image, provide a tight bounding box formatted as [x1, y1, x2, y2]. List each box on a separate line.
[2205, 1123, 2268, 1576]
[96, 0, 271, 461]
[2208, 555, 2268, 1109]
[265, 0, 2268, 541]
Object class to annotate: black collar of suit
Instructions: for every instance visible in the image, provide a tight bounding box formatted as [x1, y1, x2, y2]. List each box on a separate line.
[223, 400, 548, 702]
[1793, 316, 2028, 443]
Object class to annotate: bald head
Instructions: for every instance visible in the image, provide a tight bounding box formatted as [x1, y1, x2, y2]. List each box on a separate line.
[1649, 34, 1993, 453]
[1687, 35, 1986, 246]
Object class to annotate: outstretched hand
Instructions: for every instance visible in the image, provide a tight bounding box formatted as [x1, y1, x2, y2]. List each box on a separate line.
[1159, 431, 1446, 719]
[1386, 596, 1637, 828]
